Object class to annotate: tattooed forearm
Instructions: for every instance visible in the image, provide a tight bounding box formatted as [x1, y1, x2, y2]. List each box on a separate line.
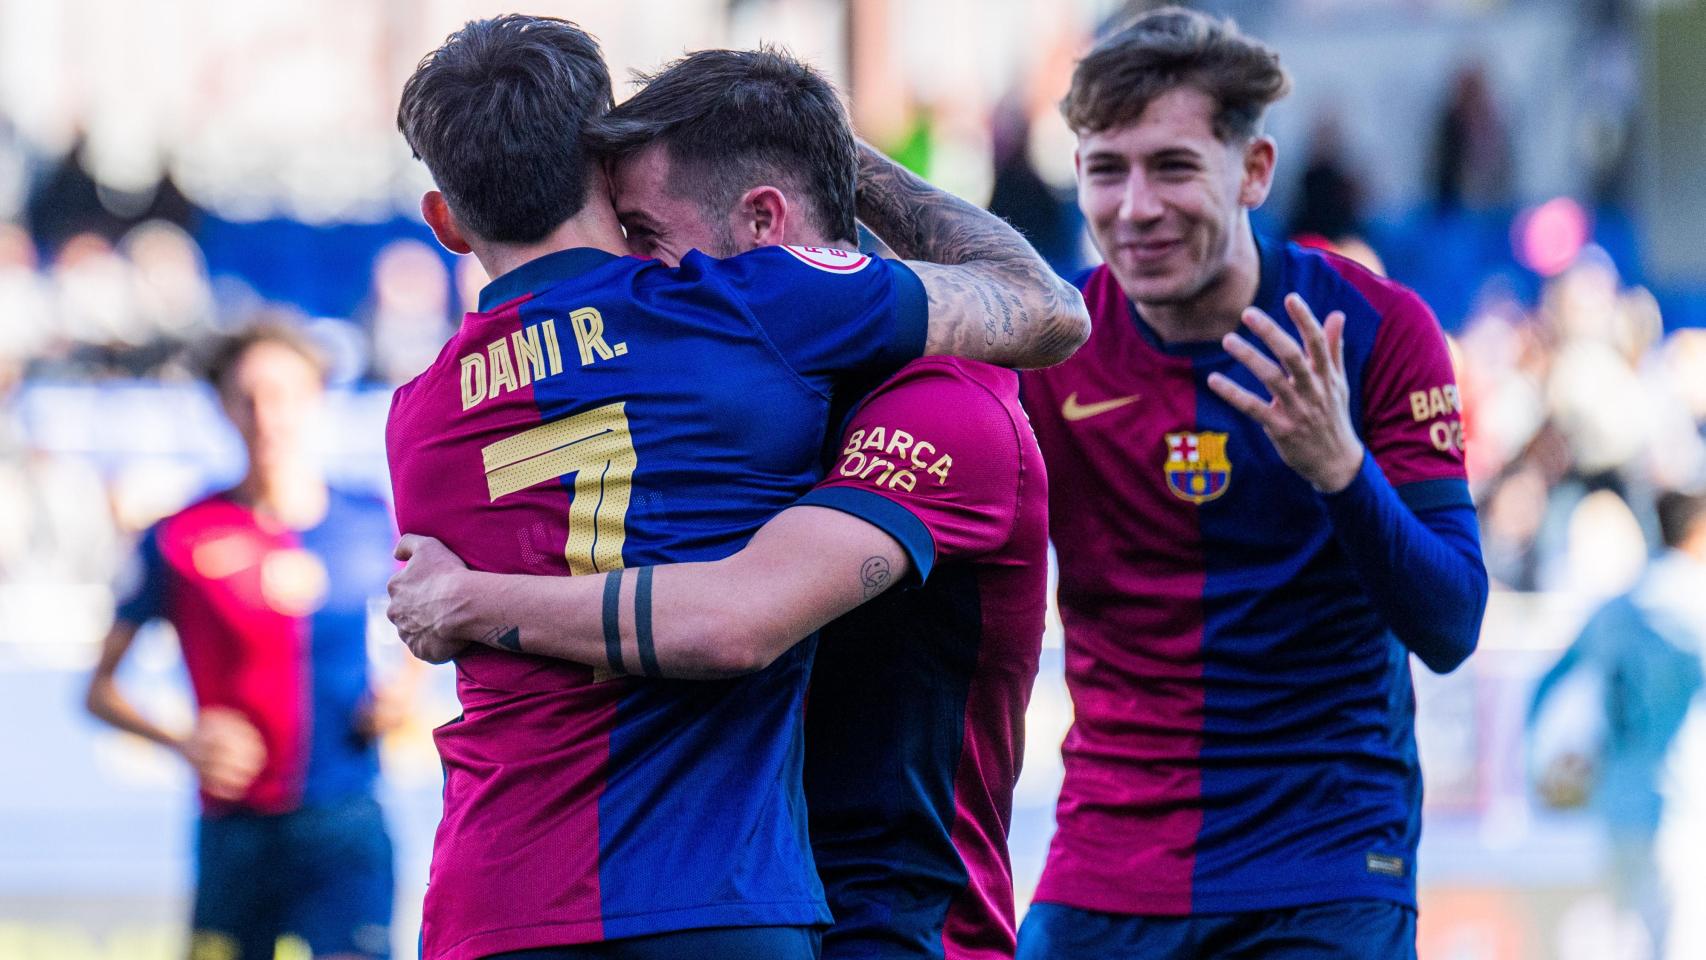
[856, 142, 1017, 266]
[860, 556, 894, 599]
[482, 625, 523, 652]
[855, 141, 1089, 367]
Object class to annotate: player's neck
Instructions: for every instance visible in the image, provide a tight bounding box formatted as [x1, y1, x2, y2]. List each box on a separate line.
[473, 202, 628, 282]
[1132, 227, 1261, 345]
[234, 466, 328, 531]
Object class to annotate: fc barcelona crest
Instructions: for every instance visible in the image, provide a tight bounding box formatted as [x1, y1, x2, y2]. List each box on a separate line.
[1164, 431, 1231, 504]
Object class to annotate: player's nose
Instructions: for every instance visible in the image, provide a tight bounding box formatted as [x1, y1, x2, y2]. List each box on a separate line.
[1118, 172, 1165, 223]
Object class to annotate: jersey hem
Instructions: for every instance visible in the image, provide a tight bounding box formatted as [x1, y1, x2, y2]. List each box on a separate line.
[429, 899, 831, 960]
[1031, 874, 1416, 917]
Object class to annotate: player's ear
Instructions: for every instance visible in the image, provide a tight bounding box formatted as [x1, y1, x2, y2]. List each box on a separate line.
[737, 186, 789, 248]
[421, 191, 474, 256]
[1238, 135, 1277, 209]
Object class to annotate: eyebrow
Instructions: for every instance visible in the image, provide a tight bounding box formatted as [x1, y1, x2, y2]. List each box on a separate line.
[1080, 149, 1128, 165]
[1149, 147, 1204, 163]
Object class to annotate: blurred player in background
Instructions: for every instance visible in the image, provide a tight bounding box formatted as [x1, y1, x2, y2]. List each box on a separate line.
[1016, 8, 1488, 959]
[388, 17, 1083, 960]
[1530, 489, 1706, 960]
[387, 48, 1051, 960]
[85, 321, 418, 960]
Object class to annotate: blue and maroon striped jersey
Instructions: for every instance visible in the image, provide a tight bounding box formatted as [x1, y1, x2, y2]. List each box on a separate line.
[114, 489, 395, 815]
[1020, 238, 1471, 915]
[798, 357, 1049, 960]
[384, 245, 926, 959]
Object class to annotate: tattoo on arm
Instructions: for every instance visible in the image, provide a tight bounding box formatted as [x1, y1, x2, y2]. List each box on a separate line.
[633, 566, 660, 678]
[602, 570, 626, 675]
[854, 142, 1084, 363]
[483, 625, 523, 653]
[860, 556, 893, 599]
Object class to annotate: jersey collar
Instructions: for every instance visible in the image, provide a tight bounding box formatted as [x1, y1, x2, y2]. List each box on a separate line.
[1251, 231, 1287, 320]
[477, 247, 623, 313]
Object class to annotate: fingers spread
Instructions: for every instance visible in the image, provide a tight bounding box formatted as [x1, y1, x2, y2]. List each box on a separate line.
[1284, 293, 1334, 377]
[1324, 311, 1347, 374]
[1221, 333, 1288, 401]
[1242, 306, 1312, 383]
[1206, 372, 1274, 425]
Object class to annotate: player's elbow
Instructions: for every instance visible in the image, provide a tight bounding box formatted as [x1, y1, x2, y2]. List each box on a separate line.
[678, 610, 781, 678]
[1023, 282, 1091, 369]
[694, 635, 773, 677]
[1057, 282, 1093, 352]
[1416, 631, 1476, 675]
[1414, 574, 1487, 675]
[83, 674, 115, 721]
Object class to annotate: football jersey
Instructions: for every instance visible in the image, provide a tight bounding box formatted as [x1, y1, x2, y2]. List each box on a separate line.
[115, 488, 397, 814]
[1020, 238, 1470, 915]
[385, 245, 926, 960]
[798, 357, 1049, 960]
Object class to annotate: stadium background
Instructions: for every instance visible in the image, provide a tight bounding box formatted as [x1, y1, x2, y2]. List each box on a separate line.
[2, 0, 1703, 957]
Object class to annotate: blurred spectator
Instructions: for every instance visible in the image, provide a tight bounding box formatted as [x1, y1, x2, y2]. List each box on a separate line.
[363, 238, 451, 384]
[0, 222, 53, 364]
[1458, 241, 1706, 594]
[25, 134, 113, 253]
[123, 220, 216, 345]
[988, 92, 1084, 275]
[1529, 489, 1706, 960]
[0, 351, 118, 585]
[1431, 62, 1512, 213]
[25, 133, 201, 256]
[1288, 111, 1365, 246]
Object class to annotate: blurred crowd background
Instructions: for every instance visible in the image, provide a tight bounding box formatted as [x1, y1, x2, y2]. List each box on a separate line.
[2, 0, 1704, 958]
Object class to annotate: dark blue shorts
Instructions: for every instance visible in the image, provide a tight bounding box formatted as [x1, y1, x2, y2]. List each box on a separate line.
[487, 926, 821, 960]
[1016, 899, 1416, 960]
[191, 794, 394, 960]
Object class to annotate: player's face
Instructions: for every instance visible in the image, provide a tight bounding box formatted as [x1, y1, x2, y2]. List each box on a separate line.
[220, 342, 324, 472]
[1075, 86, 1274, 307]
[609, 144, 741, 266]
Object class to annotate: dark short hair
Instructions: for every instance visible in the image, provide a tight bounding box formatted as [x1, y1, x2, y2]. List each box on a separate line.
[1062, 6, 1290, 141]
[202, 320, 329, 392]
[397, 15, 613, 244]
[1658, 489, 1706, 549]
[586, 47, 857, 244]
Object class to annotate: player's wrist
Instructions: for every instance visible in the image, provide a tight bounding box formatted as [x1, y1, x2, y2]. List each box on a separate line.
[1310, 443, 1366, 494]
[440, 569, 485, 641]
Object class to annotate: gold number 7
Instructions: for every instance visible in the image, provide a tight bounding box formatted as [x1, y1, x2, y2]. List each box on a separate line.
[481, 401, 637, 576]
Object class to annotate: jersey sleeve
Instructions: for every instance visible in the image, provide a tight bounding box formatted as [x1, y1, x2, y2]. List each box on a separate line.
[795, 360, 1022, 584]
[112, 525, 168, 627]
[708, 245, 928, 389]
[1358, 280, 1470, 512]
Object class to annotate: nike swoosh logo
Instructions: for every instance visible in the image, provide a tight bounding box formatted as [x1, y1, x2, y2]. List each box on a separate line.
[1061, 391, 1142, 422]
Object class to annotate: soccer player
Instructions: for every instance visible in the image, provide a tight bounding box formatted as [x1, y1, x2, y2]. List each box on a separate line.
[388, 19, 1084, 960]
[1014, 9, 1489, 959]
[1529, 490, 1706, 960]
[387, 49, 1050, 960]
[85, 322, 413, 960]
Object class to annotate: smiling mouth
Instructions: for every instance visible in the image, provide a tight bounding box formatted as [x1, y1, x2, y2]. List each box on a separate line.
[1119, 238, 1182, 262]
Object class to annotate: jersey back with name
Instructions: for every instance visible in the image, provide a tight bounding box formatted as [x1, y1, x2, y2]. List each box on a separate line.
[385, 245, 925, 960]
